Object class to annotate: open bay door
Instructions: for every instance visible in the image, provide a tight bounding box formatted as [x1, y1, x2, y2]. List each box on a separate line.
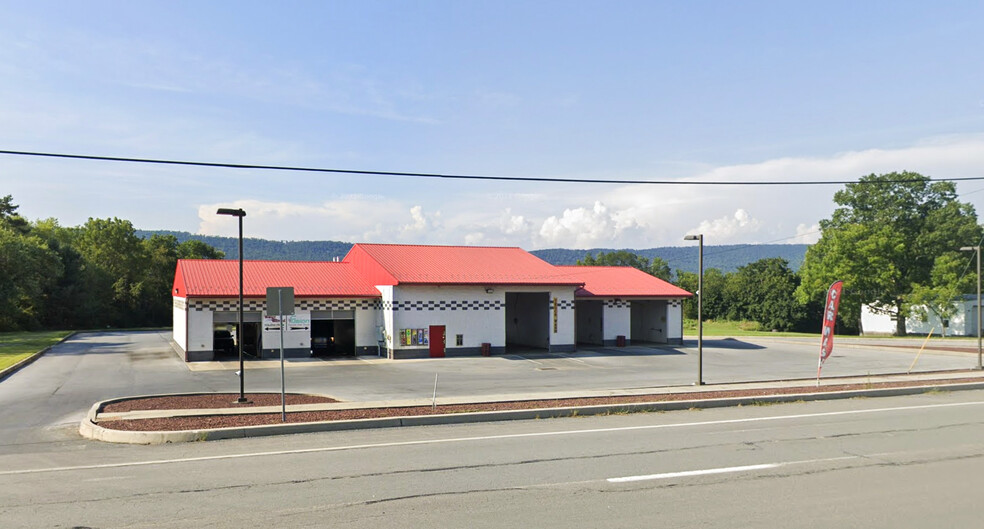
[310, 309, 356, 356]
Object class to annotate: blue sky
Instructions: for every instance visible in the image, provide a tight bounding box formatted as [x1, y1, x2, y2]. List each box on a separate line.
[2, 1, 984, 249]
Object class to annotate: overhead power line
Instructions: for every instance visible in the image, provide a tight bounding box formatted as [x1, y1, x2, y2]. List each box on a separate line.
[3, 149, 984, 186]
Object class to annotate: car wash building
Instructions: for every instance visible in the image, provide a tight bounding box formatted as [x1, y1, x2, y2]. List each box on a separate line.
[172, 243, 692, 361]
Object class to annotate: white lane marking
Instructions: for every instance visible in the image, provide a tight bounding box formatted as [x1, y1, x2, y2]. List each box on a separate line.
[607, 456, 857, 483]
[609, 463, 780, 483]
[3, 400, 982, 476]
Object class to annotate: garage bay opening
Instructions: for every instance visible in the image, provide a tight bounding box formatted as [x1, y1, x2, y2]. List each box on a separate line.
[505, 292, 550, 351]
[310, 310, 356, 357]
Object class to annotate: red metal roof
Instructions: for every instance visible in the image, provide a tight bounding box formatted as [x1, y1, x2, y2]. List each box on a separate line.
[173, 260, 380, 298]
[172, 247, 693, 300]
[554, 266, 693, 298]
[344, 243, 583, 286]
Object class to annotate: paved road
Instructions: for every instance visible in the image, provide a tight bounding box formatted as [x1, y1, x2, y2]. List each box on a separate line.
[3, 388, 983, 528]
[0, 330, 976, 450]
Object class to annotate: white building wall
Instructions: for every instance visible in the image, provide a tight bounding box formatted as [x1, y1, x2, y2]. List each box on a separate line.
[549, 287, 576, 352]
[377, 285, 396, 356]
[378, 284, 578, 357]
[862, 300, 975, 336]
[602, 300, 631, 345]
[388, 285, 505, 358]
[666, 299, 685, 344]
[187, 303, 214, 361]
[172, 297, 188, 354]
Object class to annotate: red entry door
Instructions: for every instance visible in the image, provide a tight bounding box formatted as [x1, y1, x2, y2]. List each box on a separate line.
[429, 325, 446, 358]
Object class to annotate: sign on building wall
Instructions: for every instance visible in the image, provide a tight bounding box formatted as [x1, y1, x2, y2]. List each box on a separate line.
[399, 328, 429, 346]
[263, 315, 311, 347]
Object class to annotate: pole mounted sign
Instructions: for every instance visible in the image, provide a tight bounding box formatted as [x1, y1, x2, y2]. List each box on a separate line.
[266, 287, 294, 316]
[817, 280, 844, 385]
[266, 287, 294, 422]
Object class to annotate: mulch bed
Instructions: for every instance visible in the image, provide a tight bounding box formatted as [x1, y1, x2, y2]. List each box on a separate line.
[95, 376, 984, 432]
[101, 393, 338, 413]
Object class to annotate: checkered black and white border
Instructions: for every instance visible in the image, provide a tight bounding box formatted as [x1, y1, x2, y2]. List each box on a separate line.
[190, 299, 265, 312]
[604, 299, 630, 309]
[296, 299, 376, 311]
[551, 300, 575, 310]
[189, 298, 377, 312]
[382, 300, 505, 311]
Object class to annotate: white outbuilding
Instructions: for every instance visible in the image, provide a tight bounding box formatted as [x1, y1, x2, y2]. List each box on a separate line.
[861, 295, 982, 336]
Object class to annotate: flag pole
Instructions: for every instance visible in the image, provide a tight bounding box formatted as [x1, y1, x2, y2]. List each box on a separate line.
[818, 280, 844, 389]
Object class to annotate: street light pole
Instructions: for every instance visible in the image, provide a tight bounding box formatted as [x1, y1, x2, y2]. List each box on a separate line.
[217, 207, 249, 403]
[684, 234, 704, 385]
[960, 245, 982, 370]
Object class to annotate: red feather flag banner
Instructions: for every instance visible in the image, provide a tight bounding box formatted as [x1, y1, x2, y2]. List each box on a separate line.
[817, 280, 844, 385]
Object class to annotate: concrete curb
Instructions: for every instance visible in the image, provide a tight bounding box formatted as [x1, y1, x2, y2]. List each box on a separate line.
[78, 379, 984, 445]
[0, 332, 76, 383]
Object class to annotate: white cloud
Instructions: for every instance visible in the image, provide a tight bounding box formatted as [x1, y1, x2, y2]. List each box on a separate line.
[791, 223, 822, 244]
[463, 232, 485, 245]
[500, 208, 530, 235]
[400, 205, 432, 237]
[196, 196, 406, 242]
[689, 209, 763, 240]
[163, 134, 984, 249]
[536, 201, 644, 249]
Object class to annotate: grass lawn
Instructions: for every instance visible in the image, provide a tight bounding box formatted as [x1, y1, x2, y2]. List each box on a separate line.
[0, 331, 72, 372]
[684, 319, 819, 337]
[682, 319, 979, 340]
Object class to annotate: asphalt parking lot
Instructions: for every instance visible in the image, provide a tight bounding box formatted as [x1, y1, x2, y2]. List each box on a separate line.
[0, 330, 978, 448]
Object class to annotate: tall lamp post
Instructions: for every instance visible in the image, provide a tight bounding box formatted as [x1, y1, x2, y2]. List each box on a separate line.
[217, 207, 249, 403]
[684, 234, 704, 385]
[960, 245, 982, 370]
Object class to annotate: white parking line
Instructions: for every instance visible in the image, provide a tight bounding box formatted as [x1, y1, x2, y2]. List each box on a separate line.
[508, 355, 543, 366]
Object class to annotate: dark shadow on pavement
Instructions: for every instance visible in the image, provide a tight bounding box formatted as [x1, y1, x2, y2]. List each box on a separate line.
[681, 338, 766, 350]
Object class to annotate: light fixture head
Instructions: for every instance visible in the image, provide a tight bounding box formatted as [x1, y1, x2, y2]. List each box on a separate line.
[217, 208, 246, 217]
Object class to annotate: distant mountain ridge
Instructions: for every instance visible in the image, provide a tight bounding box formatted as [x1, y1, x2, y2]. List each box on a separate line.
[137, 230, 808, 274]
[531, 245, 808, 274]
[136, 230, 353, 262]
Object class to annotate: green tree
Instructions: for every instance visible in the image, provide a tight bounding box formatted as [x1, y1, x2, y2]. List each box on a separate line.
[907, 253, 975, 335]
[177, 239, 225, 259]
[72, 218, 150, 327]
[577, 250, 672, 281]
[796, 172, 982, 335]
[141, 235, 226, 326]
[677, 268, 730, 321]
[0, 227, 62, 330]
[30, 218, 86, 328]
[726, 258, 806, 331]
[648, 256, 672, 282]
[0, 194, 30, 234]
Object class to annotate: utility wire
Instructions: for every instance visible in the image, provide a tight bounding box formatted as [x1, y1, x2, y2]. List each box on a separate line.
[703, 230, 822, 259]
[3, 149, 984, 186]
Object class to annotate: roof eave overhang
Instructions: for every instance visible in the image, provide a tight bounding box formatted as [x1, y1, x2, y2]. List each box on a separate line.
[575, 293, 694, 299]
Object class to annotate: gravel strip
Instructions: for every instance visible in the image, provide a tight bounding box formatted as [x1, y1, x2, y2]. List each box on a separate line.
[101, 393, 338, 413]
[96, 377, 984, 432]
